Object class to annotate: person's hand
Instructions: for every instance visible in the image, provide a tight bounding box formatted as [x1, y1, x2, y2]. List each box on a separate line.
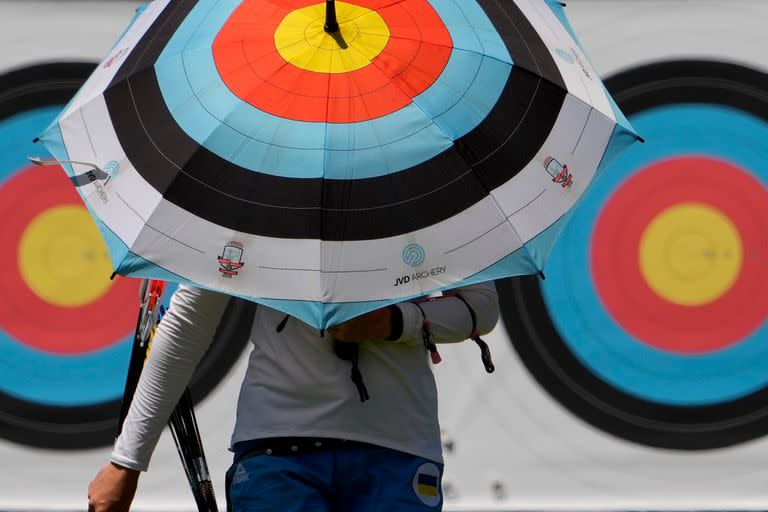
[87, 462, 140, 512]
[329, 307, 392, 343]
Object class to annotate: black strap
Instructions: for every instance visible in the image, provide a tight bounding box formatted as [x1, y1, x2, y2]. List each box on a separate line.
[454, 294, 495, 374]
[414, 303, 439, 357]
[277, 313, 367, 402]
[332, 340, 370, 402]
[276, 314, 289, 332]
[349, 349, 370, 402]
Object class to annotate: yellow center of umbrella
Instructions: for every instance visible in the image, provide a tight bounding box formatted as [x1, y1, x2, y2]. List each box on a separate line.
[639, 203, 742, 306]
[18, 205, 114, 307]
[274, 1, 390, 73]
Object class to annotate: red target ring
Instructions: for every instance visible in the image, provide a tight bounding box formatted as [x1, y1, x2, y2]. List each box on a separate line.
[0, 165, 136, 354]
[591, 156, 768, 354]
[213, 0, 452, 122]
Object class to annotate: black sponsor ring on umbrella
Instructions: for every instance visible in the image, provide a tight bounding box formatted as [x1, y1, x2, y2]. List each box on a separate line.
[498, 60, 768, 450]
[0, 63, 253, 449]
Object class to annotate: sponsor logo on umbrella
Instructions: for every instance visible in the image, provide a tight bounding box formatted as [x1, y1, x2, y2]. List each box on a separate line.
[543, 156, 574, 189]
[103, 47, 130, 69]
[218, 241, 245, 278]
[402, 243, 426, 267]
[103, 160, 120, 182]
[555, 48, 575, 64]
[83, 168, 110, 204]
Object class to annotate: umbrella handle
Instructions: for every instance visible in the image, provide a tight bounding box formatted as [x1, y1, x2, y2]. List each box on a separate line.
[324, 0, 339, 33]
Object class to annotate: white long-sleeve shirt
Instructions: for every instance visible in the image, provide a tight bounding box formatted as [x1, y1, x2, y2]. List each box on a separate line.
[112, 282, 499, 470]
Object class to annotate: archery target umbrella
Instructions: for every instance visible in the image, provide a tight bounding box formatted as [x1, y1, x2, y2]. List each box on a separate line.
[39, 0, 640, 329]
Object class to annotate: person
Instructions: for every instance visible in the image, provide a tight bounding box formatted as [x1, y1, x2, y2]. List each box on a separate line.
[87, 281, 499, 511]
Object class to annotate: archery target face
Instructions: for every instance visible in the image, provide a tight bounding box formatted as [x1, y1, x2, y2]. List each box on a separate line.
[498, 60, 768, 450]
[0, 63, 252, 449]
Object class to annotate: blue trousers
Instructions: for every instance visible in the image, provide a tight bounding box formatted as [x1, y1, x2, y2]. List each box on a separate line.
[225, 443, 443, 511]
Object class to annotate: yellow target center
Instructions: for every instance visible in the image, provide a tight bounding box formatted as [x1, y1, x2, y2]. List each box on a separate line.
[274, 2, 390, 73]
[18, 205, 114, 308]
[639, 203, 742, 306]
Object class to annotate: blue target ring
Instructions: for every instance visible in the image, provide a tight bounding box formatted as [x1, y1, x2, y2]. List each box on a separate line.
[498, 60, 768, 450]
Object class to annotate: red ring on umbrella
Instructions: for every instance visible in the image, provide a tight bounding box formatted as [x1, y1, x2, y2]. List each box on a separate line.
[213, 0, 452, 123]
[591, 156, 768, 354]
[0, 165, 137, 355]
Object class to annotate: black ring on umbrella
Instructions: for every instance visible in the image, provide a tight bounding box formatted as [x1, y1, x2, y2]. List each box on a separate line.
[496, 60, 768, 450]
[102, 0, 567, 240]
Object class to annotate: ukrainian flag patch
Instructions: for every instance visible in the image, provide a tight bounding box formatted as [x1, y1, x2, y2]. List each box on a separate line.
[412, 462, 442, 506]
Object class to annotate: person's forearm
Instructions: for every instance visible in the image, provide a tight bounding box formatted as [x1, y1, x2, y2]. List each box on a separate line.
[111, 285, 230, 471]
[394, 281, 499, 344]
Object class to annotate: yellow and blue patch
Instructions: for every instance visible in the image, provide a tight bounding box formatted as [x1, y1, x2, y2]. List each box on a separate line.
[417, 473, 439, 497]
[411, 462, 442, 507]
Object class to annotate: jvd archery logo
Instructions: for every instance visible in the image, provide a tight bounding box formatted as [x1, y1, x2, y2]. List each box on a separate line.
[555, 48, 575, 64]
[68, 161, 120, 204]
[543, 156, 574, 189]
[103, 160, 120, 182]
[402, 244, 426, 267]
[218, 241, 245, 278]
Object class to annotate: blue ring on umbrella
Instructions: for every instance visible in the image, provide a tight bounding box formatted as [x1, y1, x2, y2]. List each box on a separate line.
[541, 104, 768, 406]
[154, 0, 512, 179]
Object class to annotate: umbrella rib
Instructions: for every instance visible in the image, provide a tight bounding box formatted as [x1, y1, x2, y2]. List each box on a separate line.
[258, 266, 389, 273]
[526, 0, 566, 41]
[441, 185, 545, 256]
[489, 0, 543, 77]
[113, 191, 206, 254]
[571, 107, 594, 155]
[507, 188, 548, 218]
[320, 53, 332, 316]
[79, 109, 99, 159]
[443, 219, 509, 255]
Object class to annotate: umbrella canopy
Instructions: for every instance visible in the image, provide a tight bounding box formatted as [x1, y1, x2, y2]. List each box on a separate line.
[38, 0, 640, 329]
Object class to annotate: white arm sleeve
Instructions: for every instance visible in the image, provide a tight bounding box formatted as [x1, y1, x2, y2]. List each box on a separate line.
[395, 281, 499, 344]
[111, 284, 230, 471]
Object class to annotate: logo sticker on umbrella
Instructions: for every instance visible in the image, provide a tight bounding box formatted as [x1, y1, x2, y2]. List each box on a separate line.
[218, 241, 245, 278]
[403, 244, 426, 268]
[499, 60, 768, 450]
